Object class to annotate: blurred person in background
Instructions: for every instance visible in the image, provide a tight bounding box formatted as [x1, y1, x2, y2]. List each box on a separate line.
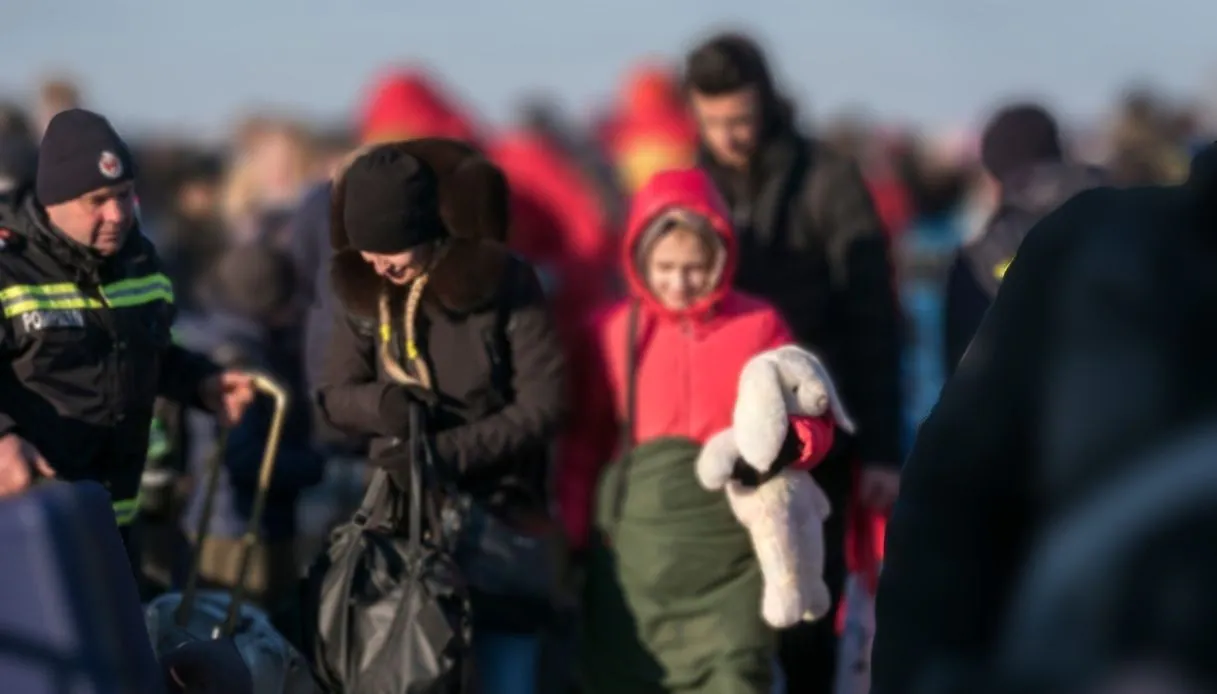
[309, 126, 358, 180]
[598, 61, 701, 195]
[517, 96, 625, 226]
[683, 31, 903, 694]
[33, 76, 82, 140]
[0, 104, 38, 199]
[870, 138, 1217, 694]
[858, 126, 917, 243]
[174, 241, 323, 638]
[355, 67, 483, 145]
[893, 148, 968, 453]
[156, 152, 227, 313]
[221, 115, 315, 249]
[943, 103, 1104, 373]
[0, 101, 35, 141]
[0, 129, 38, 198]
[491, 108, 616, 324]
[1107, 87, 1190, 186]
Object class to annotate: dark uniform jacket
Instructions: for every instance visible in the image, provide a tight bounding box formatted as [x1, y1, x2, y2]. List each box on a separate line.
[0, 190, 218, 528]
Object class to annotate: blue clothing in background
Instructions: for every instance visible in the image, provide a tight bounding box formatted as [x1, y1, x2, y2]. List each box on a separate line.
[898, 215, 964, 455]
[287, 182, 335, 407]
[175, 311, 324, 542]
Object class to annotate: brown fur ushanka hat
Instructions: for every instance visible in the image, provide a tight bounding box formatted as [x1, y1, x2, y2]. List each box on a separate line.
[329, 138, 512, 320]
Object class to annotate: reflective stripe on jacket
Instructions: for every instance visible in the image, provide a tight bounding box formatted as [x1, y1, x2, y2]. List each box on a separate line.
[0, 191, 218, 526]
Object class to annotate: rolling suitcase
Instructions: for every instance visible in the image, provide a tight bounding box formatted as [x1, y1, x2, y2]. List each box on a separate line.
[0, 479, 165, 694]
[144, 372, 318, 694]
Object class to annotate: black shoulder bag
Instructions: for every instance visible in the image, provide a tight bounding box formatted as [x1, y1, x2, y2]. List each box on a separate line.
[303, 403, 473, 694]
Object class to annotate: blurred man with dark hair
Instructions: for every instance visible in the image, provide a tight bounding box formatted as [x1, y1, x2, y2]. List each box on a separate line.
[684, 31, 904, 694]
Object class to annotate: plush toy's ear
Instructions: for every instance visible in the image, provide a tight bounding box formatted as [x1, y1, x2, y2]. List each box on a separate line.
[734, 354, 791, 469]
[776, 345, 857, 435]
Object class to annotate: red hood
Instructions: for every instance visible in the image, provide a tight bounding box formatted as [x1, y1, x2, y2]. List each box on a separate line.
[600, 71, 698, 193]
[601, 62, 697, 162]
[623, 168, 736, 319]
[608, 120, 699, 192]
[359, 69, 479, 144]
[490, 130, 611, 268]
[621, 63, 684, 119]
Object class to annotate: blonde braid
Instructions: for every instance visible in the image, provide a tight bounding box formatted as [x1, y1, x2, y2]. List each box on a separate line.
[377, 243, 450, 391]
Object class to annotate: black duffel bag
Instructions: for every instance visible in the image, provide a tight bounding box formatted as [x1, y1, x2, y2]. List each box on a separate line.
[303, 404, 473, 694]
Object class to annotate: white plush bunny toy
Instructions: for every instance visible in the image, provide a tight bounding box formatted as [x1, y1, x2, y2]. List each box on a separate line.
[695, 344, 856, 628]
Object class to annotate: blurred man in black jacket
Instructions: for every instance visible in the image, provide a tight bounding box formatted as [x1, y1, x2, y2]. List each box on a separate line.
[684, 32, 904, 693]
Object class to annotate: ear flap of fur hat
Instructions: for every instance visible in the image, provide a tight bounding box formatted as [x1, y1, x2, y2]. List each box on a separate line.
[443, 155, 509, 243]
[734, 354, 793, 468]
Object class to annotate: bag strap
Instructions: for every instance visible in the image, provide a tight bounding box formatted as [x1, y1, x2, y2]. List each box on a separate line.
[608, 300, 641, 528]
[407, 403, 426, 551]
[352, 467, 394, 529]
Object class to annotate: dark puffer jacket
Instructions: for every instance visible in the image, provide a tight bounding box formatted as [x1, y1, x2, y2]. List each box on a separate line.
[872, 145, 1217, 694]
[315, 139, 566, 511]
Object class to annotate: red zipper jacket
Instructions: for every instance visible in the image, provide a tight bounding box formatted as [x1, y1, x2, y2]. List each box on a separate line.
[557, 168, 833, 548]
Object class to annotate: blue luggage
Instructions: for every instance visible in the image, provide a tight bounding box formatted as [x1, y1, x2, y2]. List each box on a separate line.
[144, 372, 317, 693]
[0, 480, 164, 694]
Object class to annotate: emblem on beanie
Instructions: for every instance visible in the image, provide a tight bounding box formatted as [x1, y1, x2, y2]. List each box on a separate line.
[98, 151, 123, 180]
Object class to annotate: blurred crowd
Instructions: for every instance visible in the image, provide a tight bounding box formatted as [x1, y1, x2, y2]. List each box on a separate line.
[3, 64, 1210, 268]
[4, 30, 1217, 694]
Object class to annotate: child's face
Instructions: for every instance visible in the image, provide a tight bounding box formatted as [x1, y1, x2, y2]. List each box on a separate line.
[644, 227, 715, 311]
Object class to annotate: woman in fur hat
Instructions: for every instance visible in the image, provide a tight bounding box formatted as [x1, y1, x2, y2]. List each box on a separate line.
[314, 140, 566, 693]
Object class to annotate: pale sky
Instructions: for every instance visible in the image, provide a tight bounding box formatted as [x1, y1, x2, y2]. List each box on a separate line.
[3, 0, 1216, 140]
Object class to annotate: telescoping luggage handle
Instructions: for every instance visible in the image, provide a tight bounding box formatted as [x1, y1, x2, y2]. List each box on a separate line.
[173, 371, 291, 639]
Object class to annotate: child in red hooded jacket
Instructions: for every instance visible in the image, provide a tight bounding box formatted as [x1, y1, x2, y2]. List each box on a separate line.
[564, 168, 836, 694]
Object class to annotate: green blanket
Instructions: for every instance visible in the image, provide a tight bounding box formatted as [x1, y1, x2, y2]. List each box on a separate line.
[579, 437, 772, 694]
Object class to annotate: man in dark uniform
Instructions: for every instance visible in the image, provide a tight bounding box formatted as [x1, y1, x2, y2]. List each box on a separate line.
[0, 109, 255, 563]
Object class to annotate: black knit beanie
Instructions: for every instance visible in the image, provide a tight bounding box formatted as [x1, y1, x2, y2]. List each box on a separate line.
[36, 108, 136, 205]
[342, 147, 446, 253]
[980, 104, 1064, 183]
